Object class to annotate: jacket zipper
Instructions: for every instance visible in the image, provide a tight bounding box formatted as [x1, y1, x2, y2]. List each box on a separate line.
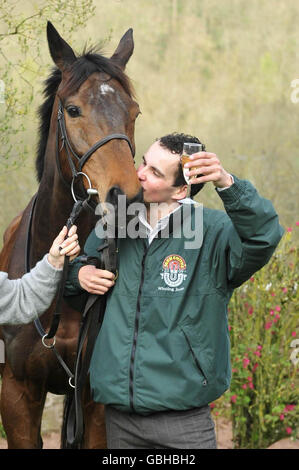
[129, 245, 148, 411]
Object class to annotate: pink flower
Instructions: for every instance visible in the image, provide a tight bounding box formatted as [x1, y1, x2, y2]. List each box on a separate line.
[252, 363, 258, 372]
[250, 276, 254, 282]
[279, 414, 285, 421]
[232, 368, 238, 373]
[270, 310, 274, 316]
[248, 306, 254, 315]
[253, 350, 261, 357]
[271, 292, 275, 297]
[265, 321, 272, 330]
[296, 221, 299, 226]
[284, 404, 295, 412]
[228, 325, 232, 331]
[275, 305, 281, 312]
[286, 427, 292, 435]
[257, 345, 262, 350]
[231, 395, 237, 404]
[282, 287, 288, 293]
[291, 331, 296, 337]
[243, 358, 250, 368]
[248, 382, 254, 389]
[287, 227, 292, 232]
[247, 376, 252, 382]
[242, 384, 247, 390]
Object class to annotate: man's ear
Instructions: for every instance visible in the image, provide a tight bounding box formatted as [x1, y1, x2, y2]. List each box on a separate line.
[172, 184, 188, 201]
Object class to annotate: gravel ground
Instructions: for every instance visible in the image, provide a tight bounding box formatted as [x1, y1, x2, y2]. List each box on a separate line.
[0, 393, 298, 449]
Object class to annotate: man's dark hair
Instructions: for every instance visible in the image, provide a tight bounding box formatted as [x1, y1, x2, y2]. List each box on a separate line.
[158, 132, 206, 198]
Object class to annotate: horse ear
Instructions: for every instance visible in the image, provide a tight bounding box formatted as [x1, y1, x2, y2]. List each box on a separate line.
[47, 21, 76, 71]
[110, 28, 134, 70]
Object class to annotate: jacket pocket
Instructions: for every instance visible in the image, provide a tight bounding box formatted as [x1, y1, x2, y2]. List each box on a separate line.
[180, 325, 209, 386]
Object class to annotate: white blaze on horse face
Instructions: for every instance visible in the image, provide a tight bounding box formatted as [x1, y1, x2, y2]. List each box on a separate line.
[99, 83, 115, 95]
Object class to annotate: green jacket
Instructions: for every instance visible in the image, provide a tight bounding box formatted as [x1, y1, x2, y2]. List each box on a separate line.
[65, 176, 284, 414]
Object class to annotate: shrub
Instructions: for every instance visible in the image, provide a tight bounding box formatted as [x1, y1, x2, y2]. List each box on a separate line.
[224, 226, 298, 448]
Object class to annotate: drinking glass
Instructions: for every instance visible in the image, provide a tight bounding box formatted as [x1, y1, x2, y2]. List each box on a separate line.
[181, 142, 203, 197]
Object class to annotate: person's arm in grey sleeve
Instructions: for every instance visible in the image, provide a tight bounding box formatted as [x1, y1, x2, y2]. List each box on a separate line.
[0, 255, 63, 325]
[0, 225, 80, 325]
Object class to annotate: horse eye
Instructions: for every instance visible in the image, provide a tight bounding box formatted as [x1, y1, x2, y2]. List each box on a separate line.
[66, 105, 81, 118]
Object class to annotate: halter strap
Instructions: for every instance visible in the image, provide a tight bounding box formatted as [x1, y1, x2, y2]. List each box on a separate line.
[57, 99, 135, 181]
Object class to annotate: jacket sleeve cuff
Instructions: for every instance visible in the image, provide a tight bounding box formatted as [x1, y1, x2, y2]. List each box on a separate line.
[215, 174, 247, 205]
[64, 257, 86, 295]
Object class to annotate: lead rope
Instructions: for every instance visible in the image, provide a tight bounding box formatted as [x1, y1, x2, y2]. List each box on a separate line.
[32, 198, 89, 387]
[65, 220, 118, 447]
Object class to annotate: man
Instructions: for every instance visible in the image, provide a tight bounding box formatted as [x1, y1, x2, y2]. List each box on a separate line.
[64, 133, 284, 449]
[0, 225, 80, 325]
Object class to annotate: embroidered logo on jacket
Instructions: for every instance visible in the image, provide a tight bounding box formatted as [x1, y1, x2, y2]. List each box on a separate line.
[159, 254, 187, 291]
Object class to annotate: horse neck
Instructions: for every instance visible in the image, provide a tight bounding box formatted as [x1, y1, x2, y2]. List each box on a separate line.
[30, 175, 73, 262]
[30, 115, 76, 262]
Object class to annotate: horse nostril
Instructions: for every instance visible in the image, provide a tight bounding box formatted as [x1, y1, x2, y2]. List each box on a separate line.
[106, 186, 124, 206]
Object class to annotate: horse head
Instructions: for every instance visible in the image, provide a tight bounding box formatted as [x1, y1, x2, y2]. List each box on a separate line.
[44, 21, 142, 210]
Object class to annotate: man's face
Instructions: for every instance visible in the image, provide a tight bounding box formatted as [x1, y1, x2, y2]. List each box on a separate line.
[137, 141, 181, 204]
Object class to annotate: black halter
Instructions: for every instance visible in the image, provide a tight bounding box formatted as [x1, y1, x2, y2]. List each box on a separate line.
[56, 99, 135, 196]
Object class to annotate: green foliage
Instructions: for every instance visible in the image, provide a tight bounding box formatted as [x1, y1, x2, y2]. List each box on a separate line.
[0, 421, 5, 439]
[0, 0, 95, 171]
[221, 227, 298, 448]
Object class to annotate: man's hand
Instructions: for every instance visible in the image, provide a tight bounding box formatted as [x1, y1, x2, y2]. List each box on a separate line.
[183, 152, 233, 189]
[48, 225, 80, 269]
[78, 265, 115, 295]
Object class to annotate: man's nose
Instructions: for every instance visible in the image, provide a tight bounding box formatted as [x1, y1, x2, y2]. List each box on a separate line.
[137, 165, 146, 180]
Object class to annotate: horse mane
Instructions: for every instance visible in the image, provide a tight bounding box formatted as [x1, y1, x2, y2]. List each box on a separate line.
[35, 47, 135, 182]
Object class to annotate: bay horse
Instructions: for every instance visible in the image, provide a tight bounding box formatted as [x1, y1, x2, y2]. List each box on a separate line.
[0, 22, 142, 448]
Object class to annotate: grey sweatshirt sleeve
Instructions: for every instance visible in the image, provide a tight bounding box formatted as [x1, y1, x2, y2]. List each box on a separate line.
[0, 254, 63, 325]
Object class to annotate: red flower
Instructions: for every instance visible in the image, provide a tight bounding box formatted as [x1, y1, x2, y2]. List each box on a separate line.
[284, 404, 295, 412]
[286, 427, 292, 435]
[231, 395, 237, 404]
[242, 384, 247, 390]
[243, 358, 250, 368]
[210, 402, 216, 409]
[279, 414, 285, 421]
[265, 321, 272, 330]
